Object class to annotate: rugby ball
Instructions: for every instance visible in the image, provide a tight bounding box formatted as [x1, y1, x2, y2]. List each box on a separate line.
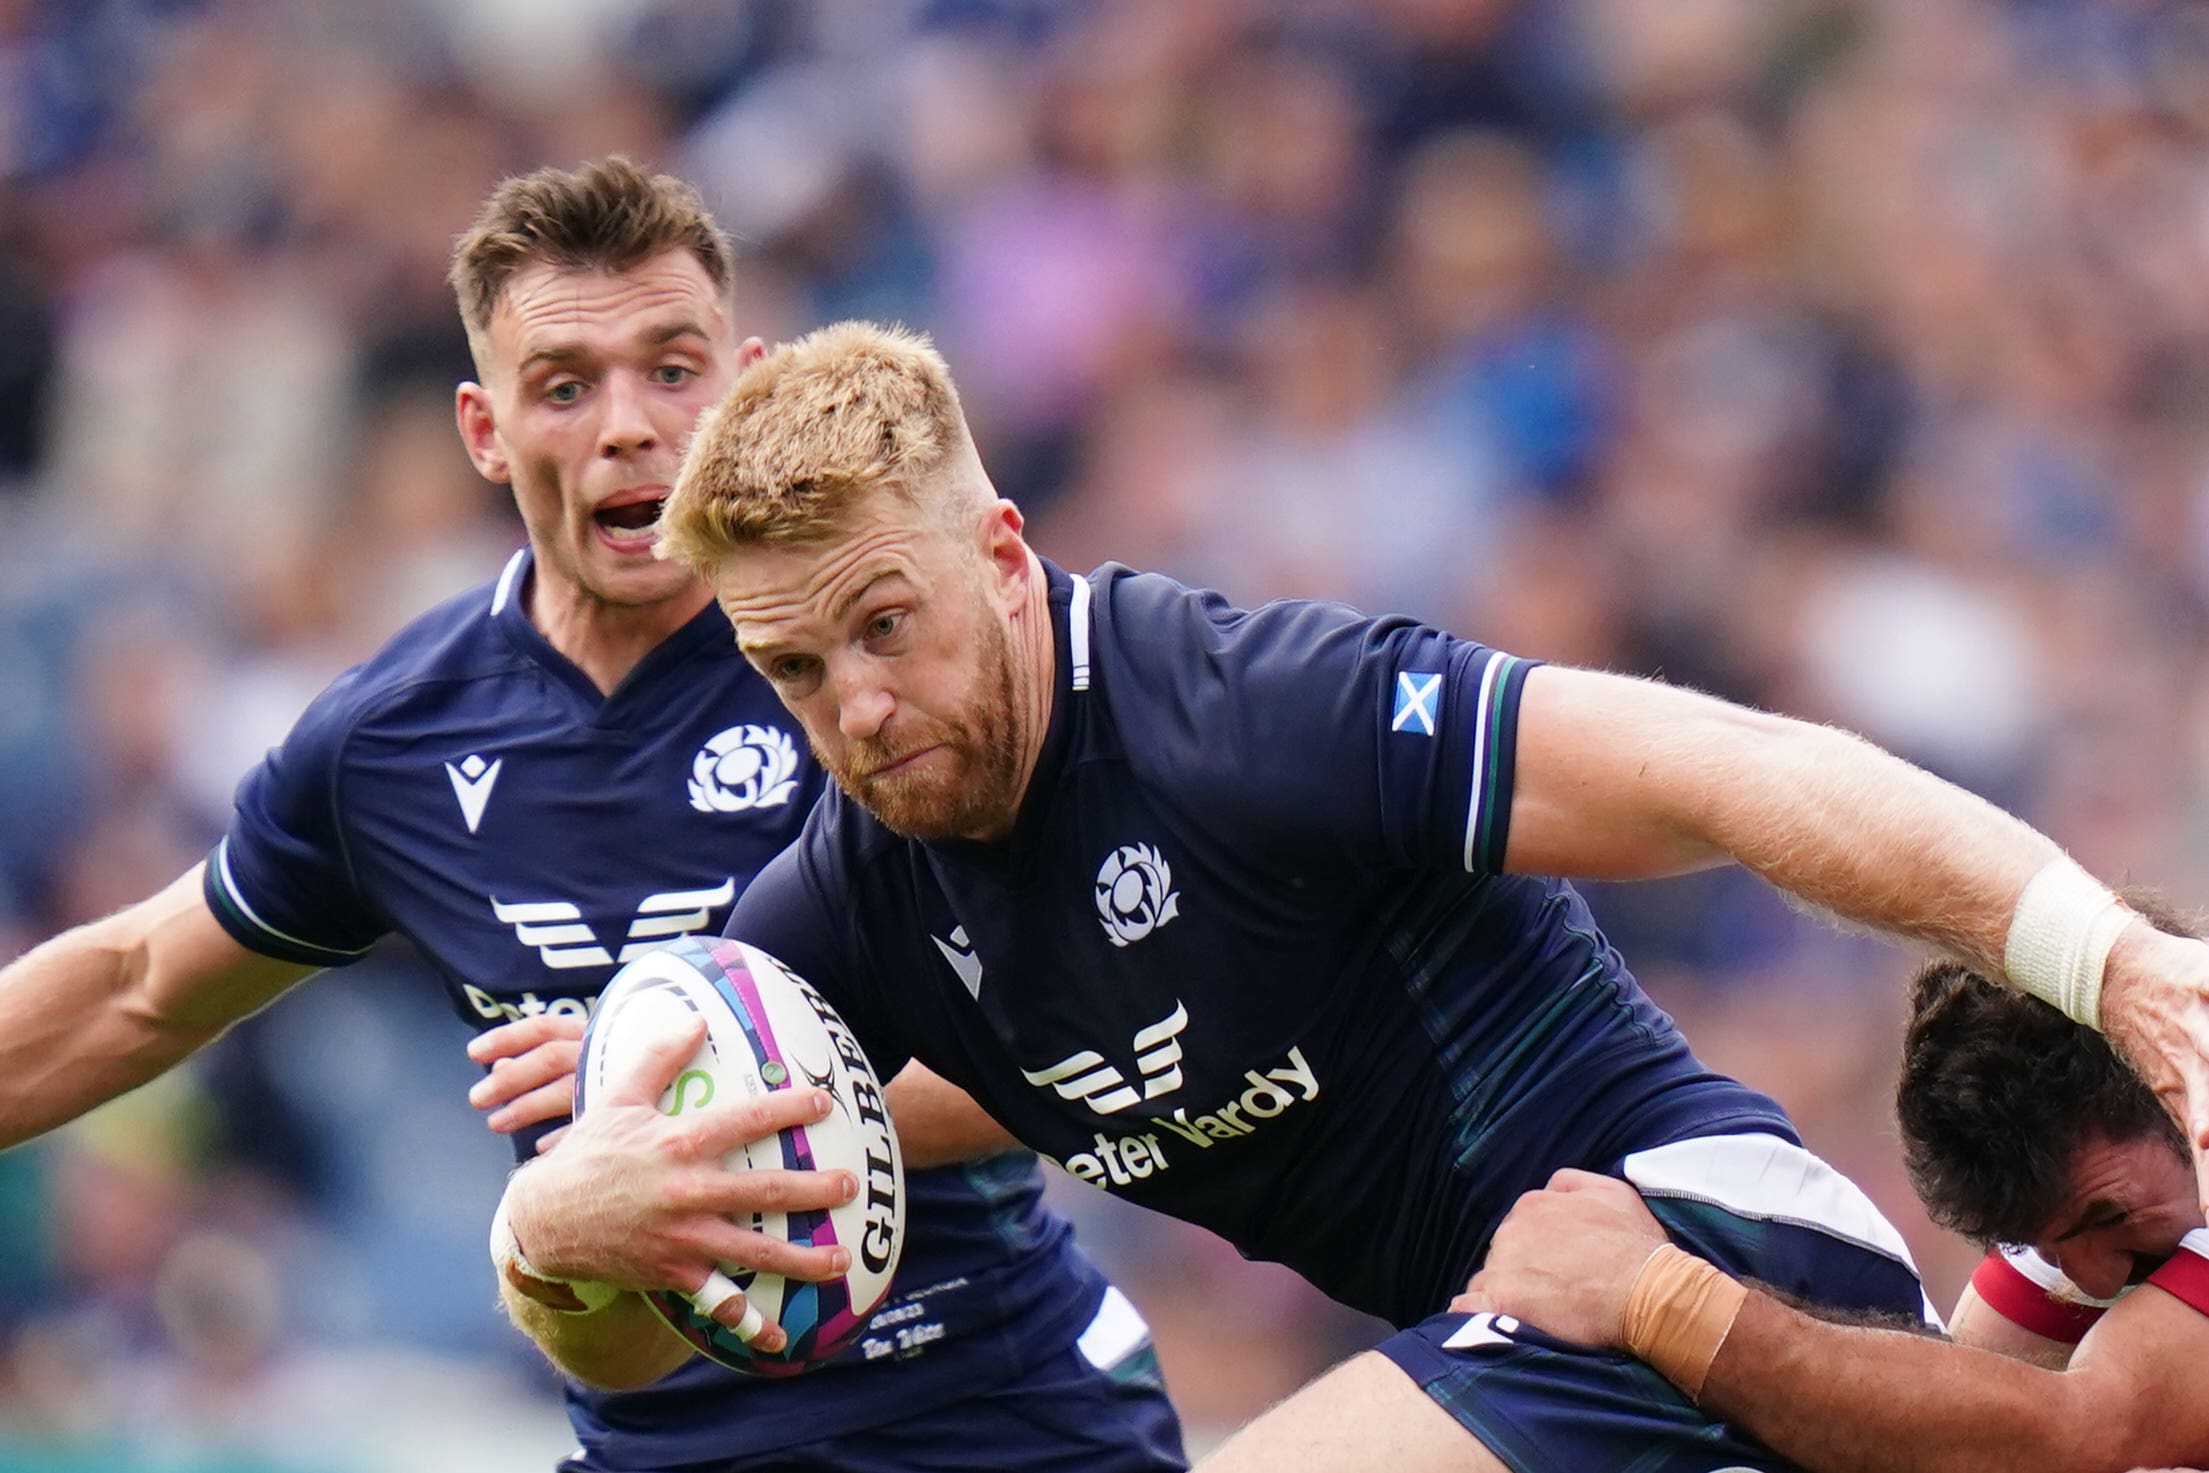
[574, 935, 904, 1376]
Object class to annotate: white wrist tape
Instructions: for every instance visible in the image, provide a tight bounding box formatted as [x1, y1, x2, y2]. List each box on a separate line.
[490, 1191, 620, 1314]
[2003, 860, 2131, 1031]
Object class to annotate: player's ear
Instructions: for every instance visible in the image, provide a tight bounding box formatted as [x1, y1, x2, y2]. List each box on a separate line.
[737, 336, 767, 369]
[979, 499, 1028, 605]
[456, 383, 510, 484]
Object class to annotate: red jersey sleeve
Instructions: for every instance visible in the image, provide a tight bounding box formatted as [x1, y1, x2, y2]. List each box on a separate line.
[2146, 1229, 2209, 1318]
[1969, 1247, 2109, 1345]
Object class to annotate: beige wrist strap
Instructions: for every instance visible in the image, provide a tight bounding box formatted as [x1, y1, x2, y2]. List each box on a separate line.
[490, 1189, 620, 1315]
[1621, 1243, 1749, 1403]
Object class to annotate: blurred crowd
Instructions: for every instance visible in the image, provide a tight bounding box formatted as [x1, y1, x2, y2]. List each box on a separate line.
[6, 0, 2209, 1464]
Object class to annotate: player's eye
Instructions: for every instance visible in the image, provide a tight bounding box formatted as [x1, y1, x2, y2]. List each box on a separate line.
[863, 611, 904, 644]
[769, 654, 821, 691]
[651, 364, 695, 387]
[545, 379, 585, 405]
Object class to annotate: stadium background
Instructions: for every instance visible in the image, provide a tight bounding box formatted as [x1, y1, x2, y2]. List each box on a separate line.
[2, 0, 2206, 1465]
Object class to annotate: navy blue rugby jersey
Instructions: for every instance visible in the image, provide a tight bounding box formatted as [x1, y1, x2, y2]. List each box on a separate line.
[729, 561, 1796, 1329]
[204, 548, 1111, 1465]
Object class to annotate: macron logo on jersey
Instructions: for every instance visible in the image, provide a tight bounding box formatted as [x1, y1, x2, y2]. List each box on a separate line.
[446, 754, 504, 834]
[1442, 1313, 1521, 1352]
[1022, 1002, 1189, 1114]
[931, 926, 985, 999]
[1392, 672, 1441, 737]
[491, 880, 737, 970]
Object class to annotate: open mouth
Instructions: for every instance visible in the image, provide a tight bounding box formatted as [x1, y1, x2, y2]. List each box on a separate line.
[593, 495, 667, 541]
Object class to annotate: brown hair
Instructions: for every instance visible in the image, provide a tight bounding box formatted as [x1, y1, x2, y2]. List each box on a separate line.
[1896, 887, 2188, 1245]
[448, 156, 734, 352]
[658, 320, 976, 564]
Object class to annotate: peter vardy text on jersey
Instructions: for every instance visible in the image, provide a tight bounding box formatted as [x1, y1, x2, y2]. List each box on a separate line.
[1055, 1046, 1319, 1188]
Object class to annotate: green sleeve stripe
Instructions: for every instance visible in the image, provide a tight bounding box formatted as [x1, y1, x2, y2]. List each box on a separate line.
[1461, 654, 1528, 873]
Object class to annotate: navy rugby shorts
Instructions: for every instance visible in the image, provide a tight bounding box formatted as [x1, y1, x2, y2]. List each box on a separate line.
[558, 1286, 1187, 1473]
[1376, 1134, 1935, 1473]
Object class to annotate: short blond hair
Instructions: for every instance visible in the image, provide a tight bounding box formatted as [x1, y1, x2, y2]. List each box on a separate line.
[659, 321, 975, 564]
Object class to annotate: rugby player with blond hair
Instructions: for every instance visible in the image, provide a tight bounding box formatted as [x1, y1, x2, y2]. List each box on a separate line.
[502, 319, 2209, 1469]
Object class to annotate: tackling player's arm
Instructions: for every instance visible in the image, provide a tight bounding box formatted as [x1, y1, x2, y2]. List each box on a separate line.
[1679, 1275, 2208, 1473]
[1946, 1279, 2077, 1370]
[1500, 665, 2209, 1198]
[1462, 1172, 2209, 1473]
[0, 864, 315, 1150]
[1944, 1250, 2104, 1371]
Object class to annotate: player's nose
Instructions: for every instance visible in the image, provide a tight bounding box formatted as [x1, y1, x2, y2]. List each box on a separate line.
[597, 372, 658, 458]
[833, 669, 894, 742]
[2050, 1242, 2127, 1301]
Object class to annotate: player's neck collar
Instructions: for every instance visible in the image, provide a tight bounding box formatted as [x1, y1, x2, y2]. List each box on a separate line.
[489, 546, 736, 716]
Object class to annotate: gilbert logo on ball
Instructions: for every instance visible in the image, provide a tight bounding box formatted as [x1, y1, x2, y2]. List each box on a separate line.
[576, 935, 905, 1375]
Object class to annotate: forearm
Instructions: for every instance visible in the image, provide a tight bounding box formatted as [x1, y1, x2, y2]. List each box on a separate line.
[497, 1278, 692, 1390]
[1684, 713, 2053, 967]
[1510, 670, 2062, 971]
[1700, 1294, 2129, 1473]
[885, 1062, 1020, 1168]
[0, 868, 309, 1150]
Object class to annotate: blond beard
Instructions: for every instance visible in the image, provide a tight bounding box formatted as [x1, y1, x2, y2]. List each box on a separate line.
[828, 619, 1026, 841]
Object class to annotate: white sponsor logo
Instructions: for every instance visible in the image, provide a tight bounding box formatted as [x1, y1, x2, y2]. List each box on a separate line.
[1052, 1045, 1319, 1189]
[491, 881, 736, 970]
[463, 984, 597, 1025]
[491, 898, 609, 968]
[1094, 843, 1180, 947]
[931, 926, 985, 1000]
[620, 880, 737, 954]
[688, 724, 801, 813]
[1021, 1002, 1188, 1114]
[445, 754, 503, 834]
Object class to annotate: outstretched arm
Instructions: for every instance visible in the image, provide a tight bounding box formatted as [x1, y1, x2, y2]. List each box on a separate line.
[1506, 667, 2058, 958]
[1505, 666, 2209, 1210]
[1461, 1172, 2209, 1473]
[0, 864, 315, 1150]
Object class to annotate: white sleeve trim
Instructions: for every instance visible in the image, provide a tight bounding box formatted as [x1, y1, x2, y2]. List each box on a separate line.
[213, 837, 372, 960]
[1459, 650, 1504, 872]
